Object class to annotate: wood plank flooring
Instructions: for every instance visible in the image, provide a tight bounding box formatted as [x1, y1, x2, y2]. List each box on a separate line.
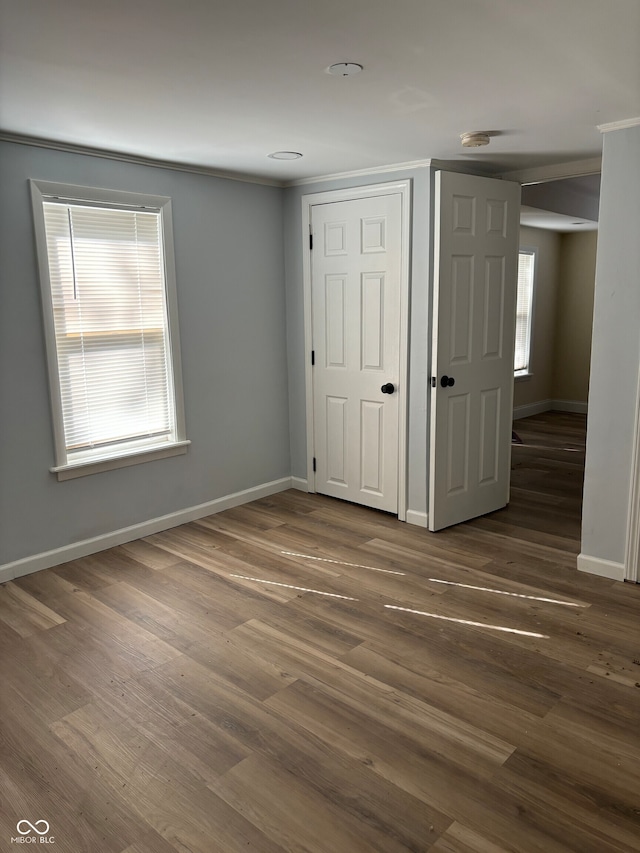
[1, 412, 639, 852]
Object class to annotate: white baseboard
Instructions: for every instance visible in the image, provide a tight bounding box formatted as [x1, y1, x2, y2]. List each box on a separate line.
[406, 509, 429, 528]
[0, 476, 295, 584]
[551, 399, 588, 415]
[577, 553, 625, 582]
[290, 477, 308, 491]
[513, 400, 552, 420]
[513, 399, 588, 420]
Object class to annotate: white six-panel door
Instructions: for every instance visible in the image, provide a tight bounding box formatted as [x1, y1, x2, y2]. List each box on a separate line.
[429, 171, 521, 531]
[311, 193, 403, 513]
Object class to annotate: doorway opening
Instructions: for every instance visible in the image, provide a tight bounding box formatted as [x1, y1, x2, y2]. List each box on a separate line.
[512, 173, 600, 548]
[510, 411, 586, 546]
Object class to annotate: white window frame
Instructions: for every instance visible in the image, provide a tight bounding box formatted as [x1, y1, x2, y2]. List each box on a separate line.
[30, 180, 189, 480]
[514, 247, 537, 380]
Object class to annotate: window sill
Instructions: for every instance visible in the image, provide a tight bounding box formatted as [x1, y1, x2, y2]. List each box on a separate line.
[514, 372, 533, 383]
[51, 440, 191, 481]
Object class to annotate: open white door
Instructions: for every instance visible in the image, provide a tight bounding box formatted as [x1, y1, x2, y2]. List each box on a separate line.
[429, 171, 521, 531]
[310, 191, 404, 513]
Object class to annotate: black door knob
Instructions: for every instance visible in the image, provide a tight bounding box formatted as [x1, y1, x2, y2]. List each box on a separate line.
[381, 382, 395, 394]
[440, 375, 455, 388]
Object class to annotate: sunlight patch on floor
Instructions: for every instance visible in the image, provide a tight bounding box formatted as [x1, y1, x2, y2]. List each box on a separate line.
[281, 551, 404, 575]
[384, 604, 549, 638]
[426, 578, 585, 607]
[229, 574, 359, 600]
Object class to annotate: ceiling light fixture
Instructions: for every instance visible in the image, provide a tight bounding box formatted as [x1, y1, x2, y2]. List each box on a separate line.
[268, 151, 303, 160]
[460, 131, 491, 148]
[326, 62, 363, 76]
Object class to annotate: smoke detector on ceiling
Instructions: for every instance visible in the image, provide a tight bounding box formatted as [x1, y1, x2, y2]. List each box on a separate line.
[326, 62, 363, 76]
[460, 131, 491, 148]
[268, 151, 303, 160]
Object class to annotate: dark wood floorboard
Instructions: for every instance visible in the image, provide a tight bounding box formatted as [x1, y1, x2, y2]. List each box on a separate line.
[1, 412, 639, 852]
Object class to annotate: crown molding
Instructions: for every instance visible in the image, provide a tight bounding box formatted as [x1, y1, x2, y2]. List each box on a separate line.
[0, 133, 487, 189]
[6, 129, 600, 190]
[0, 131, 284, 187]
[285, 157, 497, 188]
[597, 117, 640, 134]
[500, 157, 602, 185]
[285, 158, 434, 187]
[427, 159, 496, 179]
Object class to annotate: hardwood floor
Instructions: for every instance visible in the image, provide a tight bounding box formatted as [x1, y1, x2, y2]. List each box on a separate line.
[1, 413, 639, 852]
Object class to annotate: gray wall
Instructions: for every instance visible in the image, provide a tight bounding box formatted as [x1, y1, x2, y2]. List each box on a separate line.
[284, 168, 432, 518]
[581, 124, 640, 567]
[552, 230, 596, 405]
[0, 141, 290, 565]
[513, 226, 561, 411]
[522, 179, 600, 223]
[512, 226, 597, 414]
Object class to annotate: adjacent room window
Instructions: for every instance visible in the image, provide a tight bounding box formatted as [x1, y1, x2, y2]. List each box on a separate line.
[31, 180, 189, 480]
[514, 249, 536, 376]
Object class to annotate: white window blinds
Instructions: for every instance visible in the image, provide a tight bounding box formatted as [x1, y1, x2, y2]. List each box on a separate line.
[42, 200, 177, 457]
[514, 250, 535, 374]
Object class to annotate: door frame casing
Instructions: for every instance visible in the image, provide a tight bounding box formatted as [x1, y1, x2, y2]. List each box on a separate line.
[301, 180, 411, 521]
[624, 363, 640, 582]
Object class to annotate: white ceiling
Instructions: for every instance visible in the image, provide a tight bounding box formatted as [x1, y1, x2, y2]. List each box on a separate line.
[520, 205, 598, 232]
[1, 0, 639, 184]
[520, 173, 601, 230]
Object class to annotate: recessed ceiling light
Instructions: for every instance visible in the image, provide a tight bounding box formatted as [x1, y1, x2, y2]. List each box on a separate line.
[268, 151, 303, 160]
[572, 221, 584, 225]
[326, 62, 363, 76]
[460, 131, 491, 148]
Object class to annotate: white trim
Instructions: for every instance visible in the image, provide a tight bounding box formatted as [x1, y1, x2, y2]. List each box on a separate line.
[624, 365, 640, 582]
[30, 181, 67, 465]
[0, 477, 294, 584]
[406, 510, 429, 528]
[551, 399, 588, 415]
[577, 553, 625, 582]
[52, 440, 191, 480]
[287, 158, 490, 188]
[500, 158, 602, 186]
[302, 180, 413, 208]
[397, 183, 412, 522]
[3, 132, 498, 190]
[161, 197, 188, 441]
[290, 159, 433, 188]
[597, 117, 640, 134]
[30, 178, 176, 210]
[513, 400, 552, 420]
[30, 180, 189, 476]
[302, 205, 316, 492]
[291, 477, 309, 491]
[2, 132, 281, 187]
[512, 399, 588, 419]
[301, 180, 411, 521]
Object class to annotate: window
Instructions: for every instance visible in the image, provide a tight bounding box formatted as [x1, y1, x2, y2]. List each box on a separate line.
[31, 180, 189, 480]
[514, 249, 536, 376]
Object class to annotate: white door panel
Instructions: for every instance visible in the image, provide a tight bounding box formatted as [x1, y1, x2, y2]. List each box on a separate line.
[429, 172, 520, 531]
[312, 194, 402, 512]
